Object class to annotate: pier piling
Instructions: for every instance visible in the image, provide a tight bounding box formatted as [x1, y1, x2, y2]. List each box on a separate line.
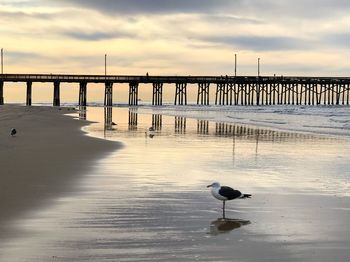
[79, 82, 87, 106]
[0, 81, 3, 105]
[197, 83, 210, 105]
[152, 83, 163, 105]
[175, 83, 187, 105]
[26, 81, 32, 106]
[104, 82, 113, 106]
[129, 82, 139, 106]
[53, 81, 60, 106]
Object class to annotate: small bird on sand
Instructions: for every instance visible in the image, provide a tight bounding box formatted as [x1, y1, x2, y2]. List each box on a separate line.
[10, 128, 17, 137]
[207, 182, 251, 218]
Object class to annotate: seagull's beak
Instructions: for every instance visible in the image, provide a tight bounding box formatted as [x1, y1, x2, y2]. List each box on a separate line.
[207, 184, 212, 188]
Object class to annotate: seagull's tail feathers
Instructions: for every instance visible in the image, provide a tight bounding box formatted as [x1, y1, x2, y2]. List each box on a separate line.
[240, 194, 252, 199]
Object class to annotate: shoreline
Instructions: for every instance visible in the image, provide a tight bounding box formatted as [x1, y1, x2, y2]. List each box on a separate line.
[137, 104, 350, 139]
[11, 103, 350, 138]
[0, 105, 122, 236]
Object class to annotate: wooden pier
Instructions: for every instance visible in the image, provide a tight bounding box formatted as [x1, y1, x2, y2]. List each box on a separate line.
[1, 74, 350, 106]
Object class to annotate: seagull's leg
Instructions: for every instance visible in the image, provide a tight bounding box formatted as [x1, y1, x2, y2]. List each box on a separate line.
[222, 201, 226, 219]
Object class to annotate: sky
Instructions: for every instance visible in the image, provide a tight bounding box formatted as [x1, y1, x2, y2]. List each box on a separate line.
[2, 0, 350, 76]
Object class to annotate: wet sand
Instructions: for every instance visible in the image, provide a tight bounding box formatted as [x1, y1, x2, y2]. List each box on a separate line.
[0, 105, 121, 236]
[1, 106, 350, 261]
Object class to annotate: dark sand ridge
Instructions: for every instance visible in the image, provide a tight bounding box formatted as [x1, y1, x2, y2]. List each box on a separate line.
[0, 105, 121, 236]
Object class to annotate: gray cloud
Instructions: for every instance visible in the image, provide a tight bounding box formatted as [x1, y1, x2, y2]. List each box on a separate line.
[4, 51, 44, 65]
[202, 35, 312, 51]
[7, 51, 42, 59]
[56, 0, 350, 19]
[326, 32, 350, 48]
[58, 0, 242, 14]
[202, 14, 263, 25]
[63, 31, 133, 41]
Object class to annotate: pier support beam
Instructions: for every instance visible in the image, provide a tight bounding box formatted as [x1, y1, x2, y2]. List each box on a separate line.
[26, 81, 32, 106]
[104, 82, 113, 106]
[227, 83, 234, 105]
[53, 81, 60, 106]
[129, 82, 139, 106]
[79, 82, 87, 106]
[0, 81, 4, 105]
[197, 83, 210, 105]
[215, 83, 227, 105]
[175, 83, 187, 105]
[152, 82, 163, 105]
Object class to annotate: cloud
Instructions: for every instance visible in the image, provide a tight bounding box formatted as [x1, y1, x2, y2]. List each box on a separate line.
[202, 14, 263, 25]
[55, 0, 350, 20]
[58, 0, 242, 14]
[63, 31, 133, 41]
[201, 35, 312, 51]
[0, 10, 53, 20]
[4, 51, 44, 65]
[326, 32, 350, 48]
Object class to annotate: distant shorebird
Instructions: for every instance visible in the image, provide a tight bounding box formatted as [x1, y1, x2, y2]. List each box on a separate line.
[207, 182, 251, 218]
[10, 128, 17, 137]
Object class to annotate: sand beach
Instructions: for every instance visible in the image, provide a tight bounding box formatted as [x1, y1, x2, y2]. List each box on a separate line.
[1, 106, 350, 261]
[0, 105, 121, 236]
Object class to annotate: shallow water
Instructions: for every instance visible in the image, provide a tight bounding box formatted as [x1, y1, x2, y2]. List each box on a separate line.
[1, 106, 350, 261]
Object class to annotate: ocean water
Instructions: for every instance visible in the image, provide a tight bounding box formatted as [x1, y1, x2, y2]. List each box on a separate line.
[1, 106, 350, 261]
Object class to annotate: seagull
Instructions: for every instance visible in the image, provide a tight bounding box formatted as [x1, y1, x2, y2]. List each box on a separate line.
[207, 182, 251, 218]
[10, 128, 17, 137]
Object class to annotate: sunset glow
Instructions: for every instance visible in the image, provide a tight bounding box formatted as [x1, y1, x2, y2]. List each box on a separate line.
[2, 0, 350, 76]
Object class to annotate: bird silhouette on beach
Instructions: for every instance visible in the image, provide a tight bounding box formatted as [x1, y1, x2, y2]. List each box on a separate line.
[10, 128, 17, 137]
[207, 182, 251, 218]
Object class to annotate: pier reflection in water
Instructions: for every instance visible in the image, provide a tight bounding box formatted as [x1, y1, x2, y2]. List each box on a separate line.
[152, 114, 162, 131]
[78, 106, 86, 120]
[100, 107, 335, 159]
[197, 120, 209, 135]
[175, 116, 186, 134]
[104, 107, 113, 131]
[128, 108, 138, 130]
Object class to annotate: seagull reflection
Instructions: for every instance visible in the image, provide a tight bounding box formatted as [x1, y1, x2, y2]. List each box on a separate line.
[209, 218, 250, 235]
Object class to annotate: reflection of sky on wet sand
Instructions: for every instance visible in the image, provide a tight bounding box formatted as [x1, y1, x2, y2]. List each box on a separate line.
[1, 107, 350, 261]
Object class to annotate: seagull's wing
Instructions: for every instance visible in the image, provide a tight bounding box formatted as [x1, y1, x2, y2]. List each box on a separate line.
[219, 186, 242, 200]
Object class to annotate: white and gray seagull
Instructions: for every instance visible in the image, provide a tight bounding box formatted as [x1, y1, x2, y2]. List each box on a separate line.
[207, 182, 251, 218]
